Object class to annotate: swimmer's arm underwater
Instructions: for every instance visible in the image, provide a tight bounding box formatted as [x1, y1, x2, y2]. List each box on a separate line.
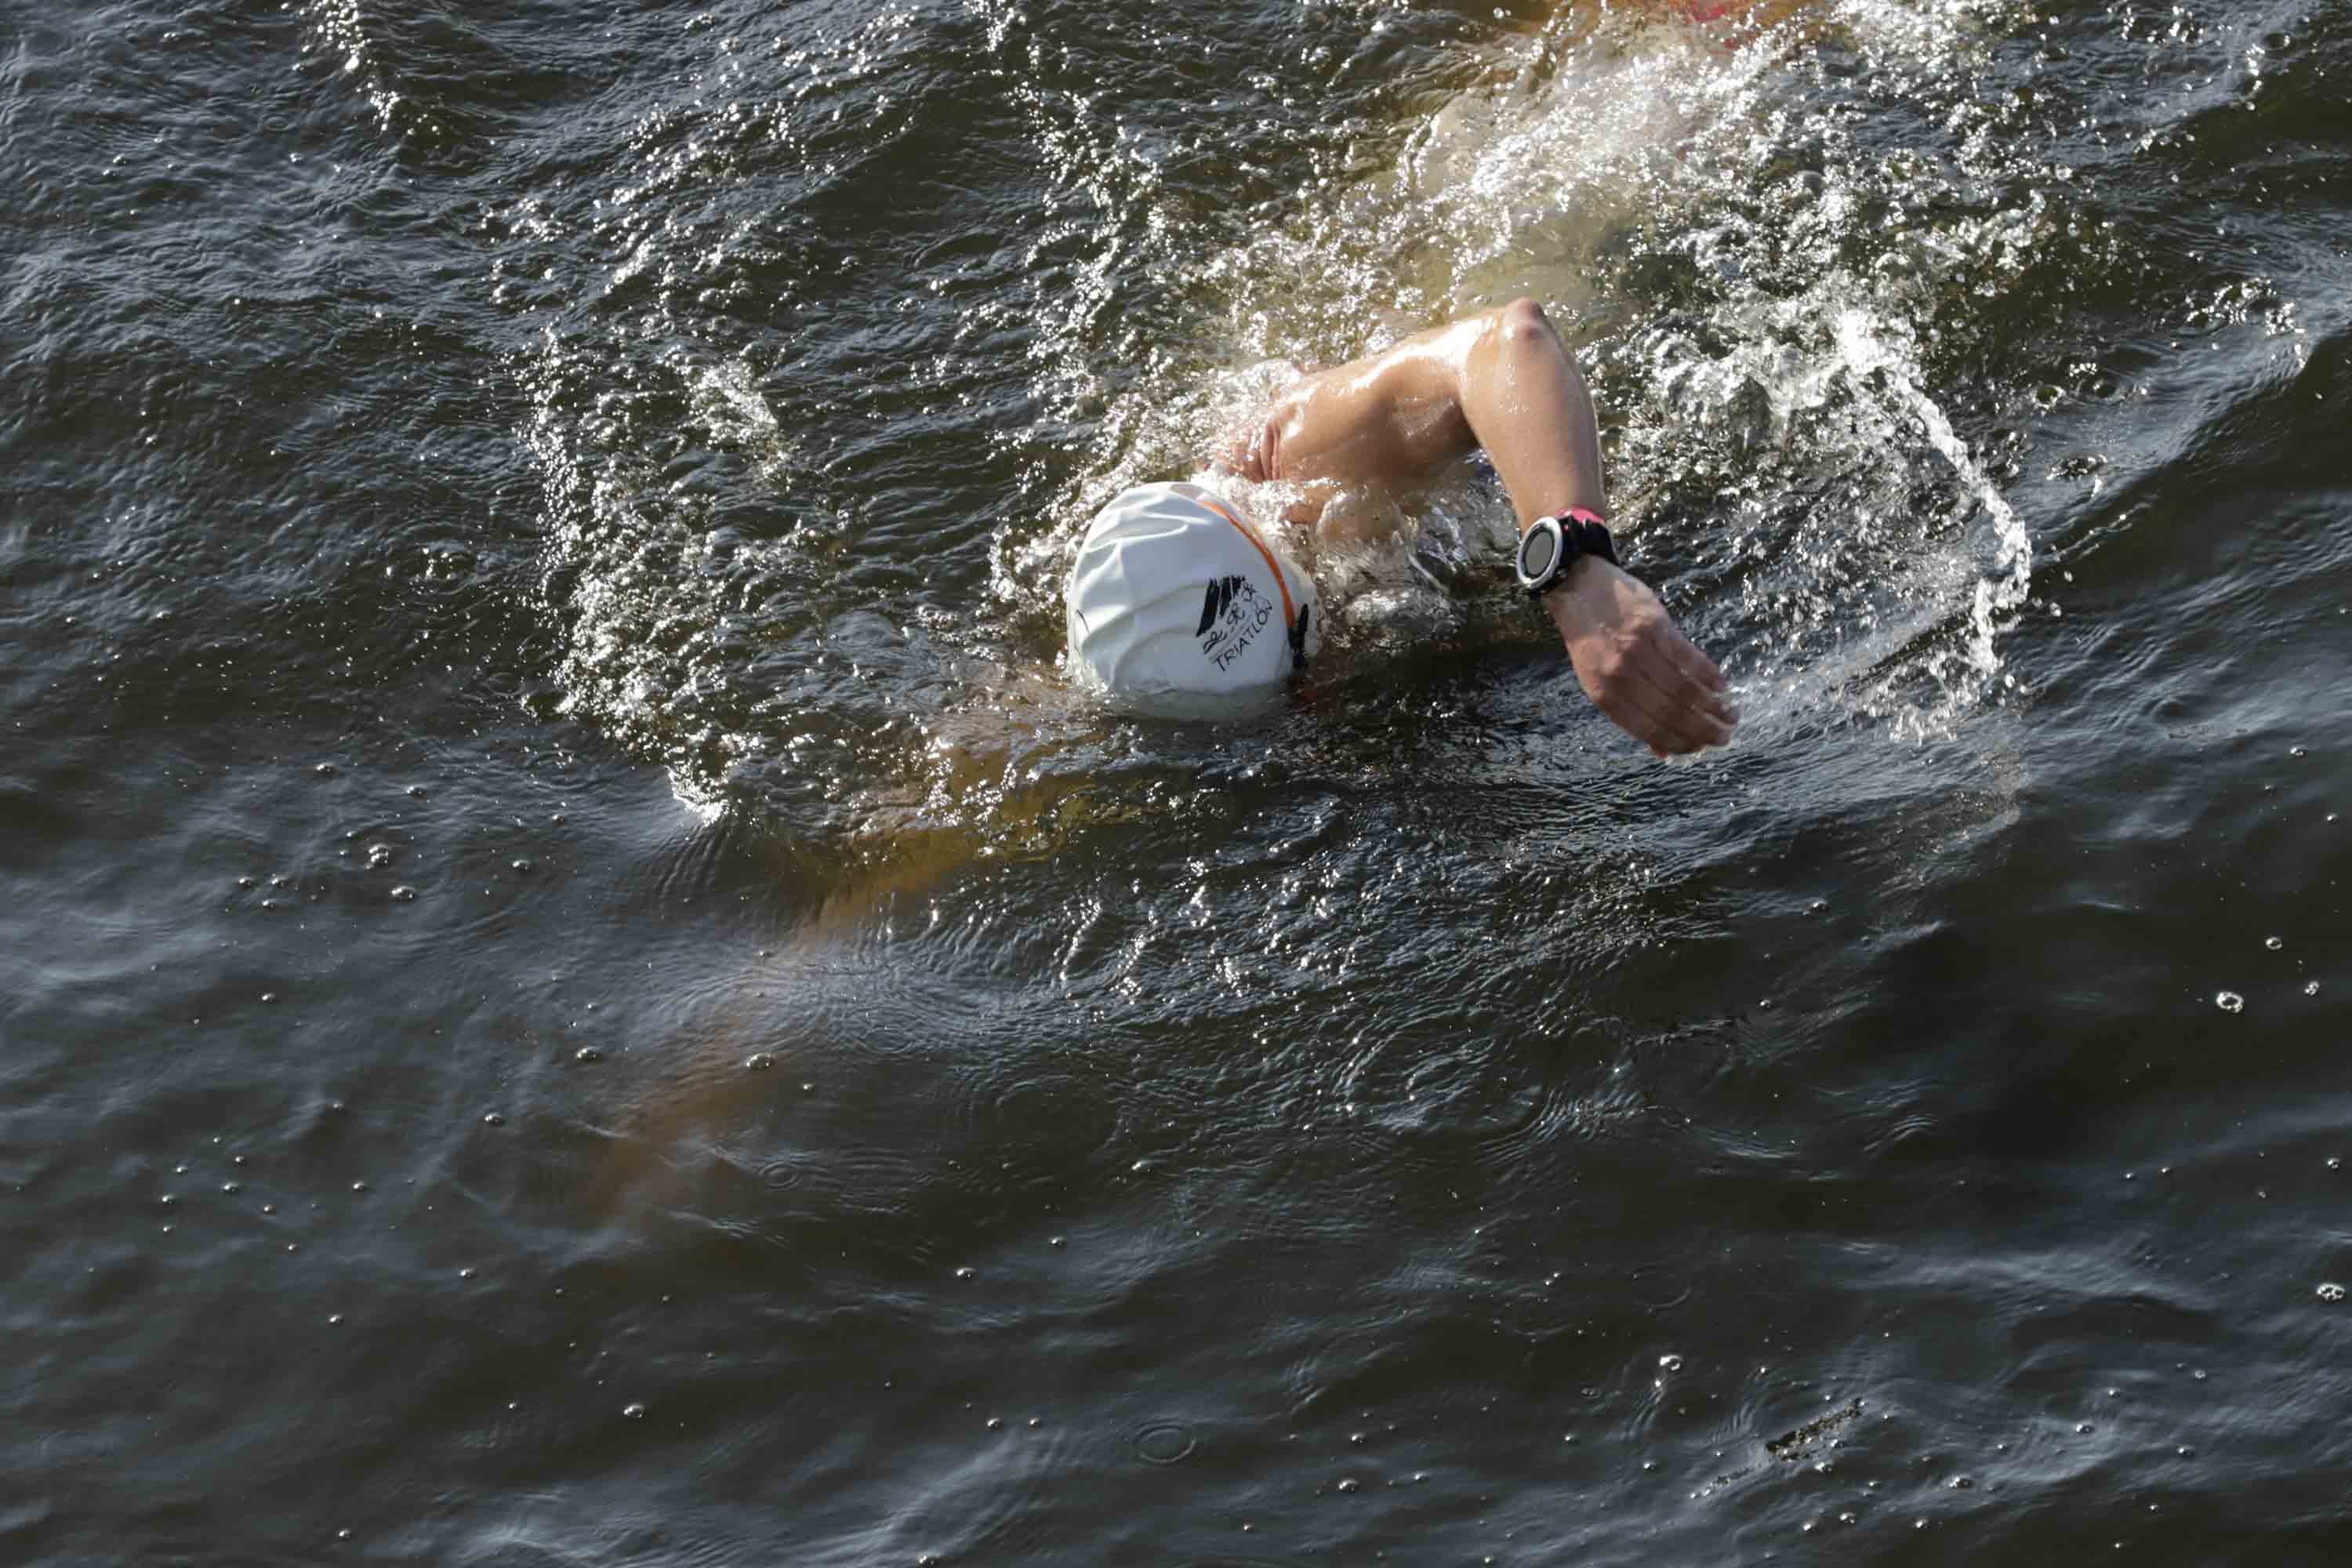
[1236, 299, 1737, 758]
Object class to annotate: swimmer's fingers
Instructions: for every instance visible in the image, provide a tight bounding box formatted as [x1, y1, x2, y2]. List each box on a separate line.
[1589, 652, 1725, 758]
[1631, 625, 1738, 742]
[1551, 561, 1737, 757]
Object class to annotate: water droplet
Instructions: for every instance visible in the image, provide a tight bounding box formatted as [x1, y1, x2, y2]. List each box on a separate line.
[367, 844, 394, 868]
[2265, 936, 2283, 950]
[2319, 1283, 2347, 1303]
[314, 763, 337, 777]
[1659, 1354, 1684, 1371]
[459, 1267, 477, 1279]
[985, 1417, 1001, 1429]
[350, 1181, 367, 1192]
[2329, 1157, 2341, 1171]
[510, 858, 535, 875]
[2306, 982, 2321, 996]
[390, 886, 418, 903]
[1949, 1475, 1973, 1490]
[1134, 1421, 1197, 1465]
[574, 1046, 603, 1063]
[1336, 1477, 1360, 1493]
[482, 1112, 506, 1127]
[237, 876, 256, 889]
[2215, 991, 2244, 1012]
[406, 784, 426, 798]
[328, 1314, 343, 1325]
[621, 1403, 646, 1419]
[2075, 1422, 2093, 1434]
[954, 1267, 975, 1280]
[744, 1053, 775, 1071]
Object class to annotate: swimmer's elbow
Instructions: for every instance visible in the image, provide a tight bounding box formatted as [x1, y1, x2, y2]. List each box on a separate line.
[1496, 296, 1552, 347]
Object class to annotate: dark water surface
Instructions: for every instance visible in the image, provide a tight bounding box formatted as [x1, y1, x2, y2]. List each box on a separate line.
[7, 0, 2352, 1560]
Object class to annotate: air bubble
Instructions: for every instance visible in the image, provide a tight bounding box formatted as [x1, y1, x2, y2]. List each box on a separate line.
[2215, 991, 2244, 1012]
[2265, 936, 2283, 950]
[621, 1403, 646, 1419]
[2319, 1283, 2347, 1303]
[390, 886, 418, 902]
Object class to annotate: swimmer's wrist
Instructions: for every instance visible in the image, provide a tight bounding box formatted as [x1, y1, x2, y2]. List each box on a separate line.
[1544, 556, 1614, 634]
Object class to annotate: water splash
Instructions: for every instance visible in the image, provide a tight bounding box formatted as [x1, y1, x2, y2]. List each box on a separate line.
[996, 0, 2072, 742]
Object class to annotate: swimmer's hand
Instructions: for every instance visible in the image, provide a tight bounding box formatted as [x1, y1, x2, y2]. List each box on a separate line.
[1547, 558, 1737, 758]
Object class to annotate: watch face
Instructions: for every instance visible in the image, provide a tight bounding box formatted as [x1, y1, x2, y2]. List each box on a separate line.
[1519, 524, 1559, 583]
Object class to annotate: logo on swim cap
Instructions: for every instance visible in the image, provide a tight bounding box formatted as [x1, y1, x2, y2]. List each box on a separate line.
[1195, 574, 1274, 673]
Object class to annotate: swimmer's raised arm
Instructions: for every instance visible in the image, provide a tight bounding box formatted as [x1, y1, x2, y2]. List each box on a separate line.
[1235, 299, 1736, 758]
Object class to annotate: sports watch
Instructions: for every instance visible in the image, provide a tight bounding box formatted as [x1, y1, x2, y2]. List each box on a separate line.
[1515, 507, 1618, 597]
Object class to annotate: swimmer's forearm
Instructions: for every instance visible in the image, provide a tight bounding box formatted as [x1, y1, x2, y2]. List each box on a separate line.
[1452, 299, 1609, 530]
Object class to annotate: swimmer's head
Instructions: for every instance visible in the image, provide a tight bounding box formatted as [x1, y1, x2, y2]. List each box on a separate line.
[1065, 481, 1322, 707]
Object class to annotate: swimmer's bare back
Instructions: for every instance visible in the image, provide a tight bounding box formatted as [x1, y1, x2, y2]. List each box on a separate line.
[1221, 300, 1736, 759]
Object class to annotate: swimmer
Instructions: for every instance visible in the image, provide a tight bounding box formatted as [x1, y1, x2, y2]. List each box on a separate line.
[1065, 299, 1737, 757]
[599, 304, 1733, 1206]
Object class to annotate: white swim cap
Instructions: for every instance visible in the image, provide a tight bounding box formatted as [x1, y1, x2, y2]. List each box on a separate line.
[1065, 481, 1321, 704]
